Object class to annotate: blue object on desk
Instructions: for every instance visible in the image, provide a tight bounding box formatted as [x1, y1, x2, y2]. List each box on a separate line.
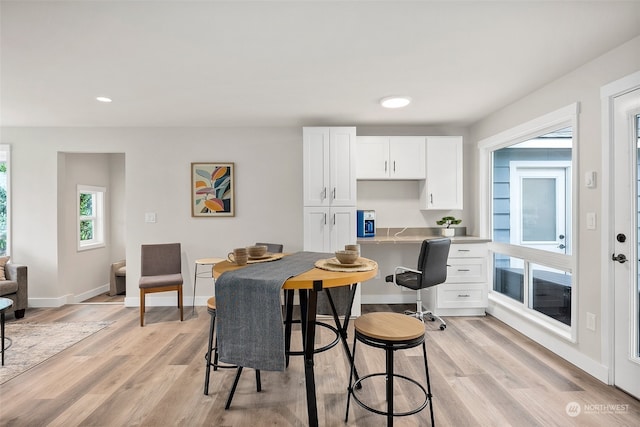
[357, 210, 375, 237]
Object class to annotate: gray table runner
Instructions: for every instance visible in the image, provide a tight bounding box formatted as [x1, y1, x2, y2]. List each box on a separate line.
[215, 251, 331, 371]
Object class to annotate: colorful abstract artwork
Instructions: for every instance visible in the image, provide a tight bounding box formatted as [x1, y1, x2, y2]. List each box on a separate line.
[191, 162, 235, 217]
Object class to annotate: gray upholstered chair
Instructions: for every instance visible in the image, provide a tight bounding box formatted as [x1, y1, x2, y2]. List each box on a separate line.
[109, 260, 126, 296]
[139, 243, 183, 327]
[0, 263, 28, 319]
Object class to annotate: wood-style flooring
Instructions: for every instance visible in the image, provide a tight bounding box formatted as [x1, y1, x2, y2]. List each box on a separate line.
[0, 303, 639, 426]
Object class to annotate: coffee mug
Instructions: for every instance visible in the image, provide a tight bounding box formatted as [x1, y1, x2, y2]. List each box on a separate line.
[227, 248, 248, 266]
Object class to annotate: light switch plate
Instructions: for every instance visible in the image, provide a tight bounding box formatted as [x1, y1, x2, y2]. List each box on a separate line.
[145, 212, 157, 223]
[586, 212, 596, 230]
[585, 171, 597, 188]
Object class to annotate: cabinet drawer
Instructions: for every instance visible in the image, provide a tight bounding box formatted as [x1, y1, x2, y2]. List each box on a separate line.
[449, 244, 487, 258]
[437, 284, 486, 308]
[446, 258, 486, 283]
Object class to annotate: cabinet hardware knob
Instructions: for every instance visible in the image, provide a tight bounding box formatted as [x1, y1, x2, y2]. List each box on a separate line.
[457, 269, 470, 272]
[322, 187, 327, 201]
[430, 193, 433, 204]
[332, 187, 336, 199]
[457, 249, 470, 252]
[458, 294, 471, 298]
[384, 160, 387, 172]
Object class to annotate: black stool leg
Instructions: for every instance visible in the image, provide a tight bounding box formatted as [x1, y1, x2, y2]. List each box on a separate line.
[225, 367, 243, 409]
[386, 346, 394, 427]
[256, 369, 262, 391]
[345, 335, 358, 422]
[423, 341, 435, 427]
[204, 309, 216, 395]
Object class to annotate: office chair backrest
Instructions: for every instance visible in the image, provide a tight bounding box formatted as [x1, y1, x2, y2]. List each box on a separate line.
[141, 243, 181, 276]
[417, 238, 451, 289]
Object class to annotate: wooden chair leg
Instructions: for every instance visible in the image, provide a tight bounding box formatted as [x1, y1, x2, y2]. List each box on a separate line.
[178, 286, 184, 321]
[140, 289, 145, 327]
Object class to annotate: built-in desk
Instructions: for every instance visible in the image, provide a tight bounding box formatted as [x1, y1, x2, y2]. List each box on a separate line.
[357, 228, 490, 316]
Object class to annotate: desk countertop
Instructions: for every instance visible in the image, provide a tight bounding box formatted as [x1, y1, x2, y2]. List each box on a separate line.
[357, 228, 491, 244]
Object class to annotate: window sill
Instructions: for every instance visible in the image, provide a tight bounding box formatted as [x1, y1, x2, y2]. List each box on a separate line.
[78, 242, 106, 252]
[488, 291, 575, 343]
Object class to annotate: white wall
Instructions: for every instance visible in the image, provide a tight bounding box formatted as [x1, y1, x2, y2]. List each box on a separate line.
[6, 127, 303, 306]
[469, 35, 640, 376]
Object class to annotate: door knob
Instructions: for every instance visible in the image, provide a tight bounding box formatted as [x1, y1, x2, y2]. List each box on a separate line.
[612, 253, 628, 263]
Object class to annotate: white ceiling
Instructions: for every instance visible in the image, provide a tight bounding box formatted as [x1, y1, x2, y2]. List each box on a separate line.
[2, 0, 640, 128]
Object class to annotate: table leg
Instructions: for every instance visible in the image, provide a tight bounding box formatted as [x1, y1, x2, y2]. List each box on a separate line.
[302, 284, 320, 427]
[325, 284, 360, 384]
[193, 263, 198, 314]
[1, 311, 5, 366]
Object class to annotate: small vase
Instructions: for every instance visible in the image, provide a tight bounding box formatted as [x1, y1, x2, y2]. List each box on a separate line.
[441, 228, 455, 237]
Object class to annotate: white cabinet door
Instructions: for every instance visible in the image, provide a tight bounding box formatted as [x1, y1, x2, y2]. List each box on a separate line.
[303, 206, 355, 252]
[422, 136, 463, 209]
[330, 127, 357, 206]
[303, 206, 331, 252]
[329, 207, 356, 251]
[356, 136, 389, 179]
[303, 127, 330, 206]
[304, 127, 356, 206]
[389, 136, 426, 179]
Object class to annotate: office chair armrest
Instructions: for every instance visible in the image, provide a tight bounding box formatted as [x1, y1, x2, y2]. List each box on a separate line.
[392, 266, 422, 285]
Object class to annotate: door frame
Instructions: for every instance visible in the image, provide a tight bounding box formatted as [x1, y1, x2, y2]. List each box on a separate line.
[601, 70, 640, 386]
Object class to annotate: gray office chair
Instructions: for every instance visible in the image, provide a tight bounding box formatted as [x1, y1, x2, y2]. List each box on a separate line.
[385, 238, 451, 330]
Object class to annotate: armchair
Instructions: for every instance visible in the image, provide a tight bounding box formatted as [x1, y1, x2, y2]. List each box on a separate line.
[1, 263, 28, 319]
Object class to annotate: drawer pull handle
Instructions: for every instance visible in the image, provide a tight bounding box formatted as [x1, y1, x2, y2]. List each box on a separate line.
[457, 249, 470, 252]
[458, 294, 471, 298]
[457, 269, 470, 272]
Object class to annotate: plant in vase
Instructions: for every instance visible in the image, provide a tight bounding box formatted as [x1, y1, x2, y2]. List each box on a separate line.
[436, 216, 461, 237]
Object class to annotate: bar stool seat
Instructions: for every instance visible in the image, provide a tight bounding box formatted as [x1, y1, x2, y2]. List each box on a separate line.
[346, 312, 435, 426]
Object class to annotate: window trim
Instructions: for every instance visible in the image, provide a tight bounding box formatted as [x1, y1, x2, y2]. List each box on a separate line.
[478, 103, 579, 342]
[0, 144, 10, 256]
[77, 185, 106, 251]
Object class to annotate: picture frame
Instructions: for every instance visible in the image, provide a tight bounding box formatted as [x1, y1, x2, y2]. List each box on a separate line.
[191, 162, 235, 217]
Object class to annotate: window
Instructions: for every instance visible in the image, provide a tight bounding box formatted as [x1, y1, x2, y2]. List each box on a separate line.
[0, 145, 9, 256]
[78, 185, 105, 251]
[479, 104, 577, 339]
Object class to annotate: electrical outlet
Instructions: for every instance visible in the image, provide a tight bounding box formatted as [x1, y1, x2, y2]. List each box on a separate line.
[144, 212, 157, 223]
[586, 312, 596, 331]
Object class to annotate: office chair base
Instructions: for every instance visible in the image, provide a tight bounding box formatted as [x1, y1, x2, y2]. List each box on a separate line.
[404, 310, 447, 330]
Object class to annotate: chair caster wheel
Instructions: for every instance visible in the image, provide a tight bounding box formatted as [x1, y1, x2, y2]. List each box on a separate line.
[439, 324, 446, 330]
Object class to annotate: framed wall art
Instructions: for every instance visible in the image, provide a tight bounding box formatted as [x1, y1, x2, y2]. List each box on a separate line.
[191, 162, 235, 217]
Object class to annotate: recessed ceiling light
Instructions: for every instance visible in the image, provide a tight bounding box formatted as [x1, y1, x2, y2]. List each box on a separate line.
[96, 96, 112, 103]
[380, 96, 411, 109]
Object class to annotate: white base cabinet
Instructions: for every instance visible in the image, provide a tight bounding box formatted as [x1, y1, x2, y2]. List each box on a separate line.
[303, 206, 356, 253]
[424, 243, 488, 316]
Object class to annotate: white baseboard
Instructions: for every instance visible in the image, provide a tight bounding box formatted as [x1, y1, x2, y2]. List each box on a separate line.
[73, 284, 109, 303]
[28, 294, 74, 308]
[361, 294, 415, 305]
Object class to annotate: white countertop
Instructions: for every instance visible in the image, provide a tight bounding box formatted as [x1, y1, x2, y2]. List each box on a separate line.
[356, 228, 491, 244]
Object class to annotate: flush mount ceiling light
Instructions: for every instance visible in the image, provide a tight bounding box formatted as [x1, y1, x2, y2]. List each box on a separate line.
[380, 96, 411, 109]
[96, 96, 112, 103]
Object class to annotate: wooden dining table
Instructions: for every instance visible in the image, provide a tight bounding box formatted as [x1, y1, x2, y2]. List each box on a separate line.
[213, 255, 377, 427]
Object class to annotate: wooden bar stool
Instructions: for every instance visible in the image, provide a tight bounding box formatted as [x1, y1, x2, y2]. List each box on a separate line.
[203, 297, 261, 407]
[345, 312, 434, 427]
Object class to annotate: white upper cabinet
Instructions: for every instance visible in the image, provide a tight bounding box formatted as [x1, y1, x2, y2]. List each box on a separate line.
[356, 136, 426, 180]
[303, 127, 357, 206]
[421, 136, 463, 210]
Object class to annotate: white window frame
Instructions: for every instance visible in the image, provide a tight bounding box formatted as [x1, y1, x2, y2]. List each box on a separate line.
[0, 144, 10, 256]
[478, 103, 579, 342]
[77, 185, 106, 251]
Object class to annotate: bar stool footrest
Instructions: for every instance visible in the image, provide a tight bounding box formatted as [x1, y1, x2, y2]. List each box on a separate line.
[350, 373, 429, 418]
[285, 321, 340, 356]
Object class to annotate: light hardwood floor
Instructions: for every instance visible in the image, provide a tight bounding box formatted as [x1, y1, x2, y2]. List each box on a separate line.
[1, 303, 639, 426]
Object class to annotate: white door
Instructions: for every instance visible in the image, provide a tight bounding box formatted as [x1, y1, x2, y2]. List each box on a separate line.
[510, 163, 570, 254]
[424, 136, 463, 210]
[329, 127, 357, 206]
[329, 207, 356, 252]
[356, 136, 389, 179]
[303, 127, 330, 206]
[612, 87, 640, 398]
